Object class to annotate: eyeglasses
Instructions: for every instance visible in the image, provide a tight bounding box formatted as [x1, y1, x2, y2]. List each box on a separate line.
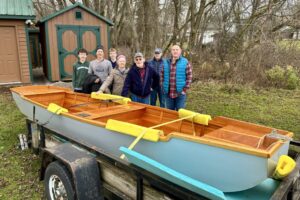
[135, 58, 143, 61]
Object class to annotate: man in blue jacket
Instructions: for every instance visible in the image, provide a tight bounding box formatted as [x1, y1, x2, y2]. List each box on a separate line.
[121, 52, 159, 104]
[148, 48, 165, 107]
[161, 45, 192, 110]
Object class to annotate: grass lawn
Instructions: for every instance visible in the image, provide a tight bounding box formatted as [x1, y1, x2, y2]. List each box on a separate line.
[188, 82, 300, 139]
[0, 87, 43, 199]
[0, 82, 299, 199]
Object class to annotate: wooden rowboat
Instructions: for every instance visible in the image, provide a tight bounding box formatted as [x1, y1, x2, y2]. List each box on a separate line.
[11, 85, 293, 195]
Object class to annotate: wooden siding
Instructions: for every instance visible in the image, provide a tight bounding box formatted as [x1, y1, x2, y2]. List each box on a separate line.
[47, 7, 109, 81]
[0, 20, 30, 83]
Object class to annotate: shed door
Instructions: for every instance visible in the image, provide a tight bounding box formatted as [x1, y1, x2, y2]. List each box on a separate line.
[0, 27, 20, 83]
[57, 25, 100, 79]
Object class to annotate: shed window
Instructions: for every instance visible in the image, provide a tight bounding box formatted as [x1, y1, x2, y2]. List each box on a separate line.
[75, 11, 82, 20]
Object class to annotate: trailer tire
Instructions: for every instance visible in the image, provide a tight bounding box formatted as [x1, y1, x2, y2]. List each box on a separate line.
[44, 161, 75, 200]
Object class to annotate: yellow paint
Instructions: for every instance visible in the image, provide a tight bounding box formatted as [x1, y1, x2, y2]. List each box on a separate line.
[12, 86, 293, 159]
[178, 109, 212, 125]
[24, 96, 286, 159]
[91, 92, 131, 105]
[273, 155, 296, 179]
[47, 103, 68, 115]
[120, 112, 197, 159]
[106, 119, 162, 142]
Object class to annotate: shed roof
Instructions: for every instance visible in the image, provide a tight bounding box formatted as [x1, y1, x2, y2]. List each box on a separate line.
[39, 2, 114, 26]
[0, 0, 35, 19]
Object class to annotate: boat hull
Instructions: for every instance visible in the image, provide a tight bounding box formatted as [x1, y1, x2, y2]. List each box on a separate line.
[12, 92, 289, 192]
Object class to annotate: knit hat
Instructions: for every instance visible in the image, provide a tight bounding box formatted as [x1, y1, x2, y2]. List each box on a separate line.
[117, 54, 126, 61]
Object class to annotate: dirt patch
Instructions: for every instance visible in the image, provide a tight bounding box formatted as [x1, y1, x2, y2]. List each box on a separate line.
[0, 86, 11, 94]
[0, 178, 8, 188]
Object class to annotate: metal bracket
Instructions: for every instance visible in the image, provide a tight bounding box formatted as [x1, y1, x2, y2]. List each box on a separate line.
[18, 134, 28, 150]
[266, 130, 293, 141]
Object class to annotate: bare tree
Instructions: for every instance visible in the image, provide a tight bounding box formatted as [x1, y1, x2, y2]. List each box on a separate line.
[33, 0, 300, 86]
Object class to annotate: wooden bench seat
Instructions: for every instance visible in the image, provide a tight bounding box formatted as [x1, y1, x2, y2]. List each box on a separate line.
[203, 126, 262, 148]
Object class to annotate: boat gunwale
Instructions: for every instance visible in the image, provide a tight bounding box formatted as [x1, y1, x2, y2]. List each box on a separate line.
[11, 86, 292, 158]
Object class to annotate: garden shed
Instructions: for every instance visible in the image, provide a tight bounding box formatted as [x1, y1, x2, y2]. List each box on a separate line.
[0, 0, 35, 84]
[38, 2, 114, 81]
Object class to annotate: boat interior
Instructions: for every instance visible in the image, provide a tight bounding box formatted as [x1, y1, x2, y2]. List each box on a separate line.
[12, 86, 293, 153]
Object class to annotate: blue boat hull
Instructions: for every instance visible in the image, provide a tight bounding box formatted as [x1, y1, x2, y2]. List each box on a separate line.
[12, 92, 289, 192]
[120, 147, 281, 200]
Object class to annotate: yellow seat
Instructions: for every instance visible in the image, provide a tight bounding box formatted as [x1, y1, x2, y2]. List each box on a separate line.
[91, 92, 131, 105]
[105, 119, 162, 142]
[273, 155, 296, 180]
[47, 103, 68, 115]
[178, 109, 212, 125]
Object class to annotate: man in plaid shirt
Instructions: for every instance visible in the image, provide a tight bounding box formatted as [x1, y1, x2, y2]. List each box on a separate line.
[161, 45, 192, 110]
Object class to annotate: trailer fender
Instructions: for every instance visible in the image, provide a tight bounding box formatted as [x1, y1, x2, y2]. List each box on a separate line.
[40, 143, 103, 200]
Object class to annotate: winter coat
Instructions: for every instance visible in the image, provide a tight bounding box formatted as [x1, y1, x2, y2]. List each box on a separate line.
[99, 68, 129, 95]
[82, 74, 102, 94]
[72, 61, 89, 90]
[121, 62, 159, 98]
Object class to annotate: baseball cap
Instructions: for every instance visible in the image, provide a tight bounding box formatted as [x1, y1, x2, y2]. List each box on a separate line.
[134, 52, 144, 58]
[154, 48, 162, 54]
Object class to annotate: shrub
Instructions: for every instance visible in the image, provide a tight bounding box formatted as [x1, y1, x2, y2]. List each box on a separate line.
[286, 65, 300, 89]
[265, 65, 300, 89]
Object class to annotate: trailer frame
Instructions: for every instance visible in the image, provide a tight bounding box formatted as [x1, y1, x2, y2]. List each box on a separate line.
[25, 119, 300, 200]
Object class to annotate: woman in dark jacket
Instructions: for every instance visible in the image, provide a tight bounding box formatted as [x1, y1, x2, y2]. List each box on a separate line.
[121, 52, 159, 104]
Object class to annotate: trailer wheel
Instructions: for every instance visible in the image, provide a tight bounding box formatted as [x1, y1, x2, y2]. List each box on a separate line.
[44, 161, 75, 200]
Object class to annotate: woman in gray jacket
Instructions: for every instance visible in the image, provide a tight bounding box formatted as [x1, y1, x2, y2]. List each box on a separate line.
[97, 55, 129, 95]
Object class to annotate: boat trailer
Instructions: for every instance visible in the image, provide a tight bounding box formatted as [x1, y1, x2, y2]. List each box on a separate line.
[23, 119, 300, 200]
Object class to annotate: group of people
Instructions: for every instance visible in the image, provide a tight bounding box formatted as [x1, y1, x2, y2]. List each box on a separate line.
[72, 44, 192, 111]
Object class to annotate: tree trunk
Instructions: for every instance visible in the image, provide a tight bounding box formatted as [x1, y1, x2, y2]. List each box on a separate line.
[188, 0, 210, 50]
[99, 0, 106, 16]
[82, 0, 90, 8]
[49, 0, 57, 11]
[172, 0, 181, 44]
[124, 0, 140, 52]
[56, 0, 65, 10]
[33, 0, 45, 17]
[94, 0, 100, 13]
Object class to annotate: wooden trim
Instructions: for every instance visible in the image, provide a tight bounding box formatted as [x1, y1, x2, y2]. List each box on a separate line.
[24, 100, 284, 158]
[39, 2, 113, 25]
[107, 25, 111, 49]
[45, 22, 52, 81]
[160, 132, 277, 158]
[25, 26, 33, 82]
[0, 15, 35, 20]
[11, 86, 293, 158]
[4, 24, 22, 82]
[213, 116, 294, 137]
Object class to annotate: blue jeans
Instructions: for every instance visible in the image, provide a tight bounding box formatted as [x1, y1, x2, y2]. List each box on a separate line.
[165, 94, 186, 111]
[150, 88, 165, 107]
[131, 93, 150, 104]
